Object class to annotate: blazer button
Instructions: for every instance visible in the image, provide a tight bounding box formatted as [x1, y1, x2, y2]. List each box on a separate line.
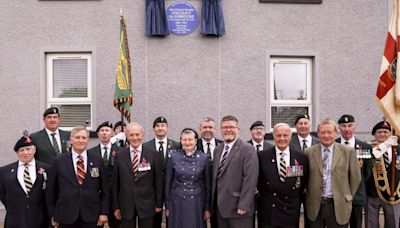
[273, 193, 277, 196]
[272, 204, 275, 207]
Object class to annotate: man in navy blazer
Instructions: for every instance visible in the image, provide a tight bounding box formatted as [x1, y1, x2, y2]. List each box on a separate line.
[0, 134, 49, 228]
[46, 126, 109, 228]
[258, 123, 308, 228]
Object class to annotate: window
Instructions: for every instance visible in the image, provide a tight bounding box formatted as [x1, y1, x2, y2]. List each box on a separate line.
[46, 53, 92, 129]
[270, 57, 312, 128]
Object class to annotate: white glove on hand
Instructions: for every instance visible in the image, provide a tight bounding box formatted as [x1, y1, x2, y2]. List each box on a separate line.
[385, 135, 398, 147]
[110, 132, 126, 144]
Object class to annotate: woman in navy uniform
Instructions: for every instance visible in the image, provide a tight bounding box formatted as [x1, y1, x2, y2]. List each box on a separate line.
[165, 128, 212, 228]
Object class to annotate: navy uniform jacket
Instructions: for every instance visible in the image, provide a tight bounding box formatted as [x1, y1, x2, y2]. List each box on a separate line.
[0, 161, 49, 228]
[46, 152, 109, 224]
[31, 129, 70, 166]
[289, 133, 319, 152]
[257, 147, 309, 227]
[335, 138, 373, 205]
[112, 147, 163, 219]
[88, 143, 122, 188]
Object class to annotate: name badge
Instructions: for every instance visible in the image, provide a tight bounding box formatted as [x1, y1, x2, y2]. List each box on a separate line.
[138, 159, 151, 172]
[90, 167, 99, 177]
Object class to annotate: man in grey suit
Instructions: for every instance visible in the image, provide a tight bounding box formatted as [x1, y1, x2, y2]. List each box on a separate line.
[247, 121, 274, 152]
[305, 118, 361, 228]
[30, 107, 70, 166]
[212, 115, 259, 228]
[289, 114, 319, 152]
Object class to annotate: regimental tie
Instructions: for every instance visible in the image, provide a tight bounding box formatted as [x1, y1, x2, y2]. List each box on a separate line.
[24, 164, 33, 194]
[132, 150, 139, 176]
[206, 142, 211, 159]
[76, 155, 85, 185]
[103, 147, 109, 167]
[302, 139, 308, 151]
[51, 133, 61, 155]
[256, 144, 261, 152]
[159, 141, 164, 159]
[279, 152, 287, 182]
[217, 145, 229, 177]
[383, 151, 390, 169]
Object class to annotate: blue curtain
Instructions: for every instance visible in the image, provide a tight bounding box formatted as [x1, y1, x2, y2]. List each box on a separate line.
[201, 0, 225, 36]
[146, 0, 169, 36]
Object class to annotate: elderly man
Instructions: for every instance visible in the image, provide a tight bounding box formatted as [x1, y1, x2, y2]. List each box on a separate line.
[247, 121, 273, 152]
[88, 121, 123, 228]
[197, 117, 223, 162]
[305, 119, 361, 228]
[0, 133, 49, 228]
[335, 114, 373, 228]
[31, 107, 71, 165]
[290, 114, 319, 152]
[46, 126, 109, 228]
[365, 121, 400, 228]
[212, 115, 259, 228]
[258, 123, 308, 228]
[113, 123, 163, 228]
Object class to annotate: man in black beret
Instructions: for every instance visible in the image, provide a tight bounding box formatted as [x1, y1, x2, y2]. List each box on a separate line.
[289, 114, 319, 228]
[30, 107, 71, 165]
[0, 133, 49, 228]
[365, 120, 400, 228]
[247, 121, 273, 153]
[335, 114, 373, 228]
[143, 116, 179, 228]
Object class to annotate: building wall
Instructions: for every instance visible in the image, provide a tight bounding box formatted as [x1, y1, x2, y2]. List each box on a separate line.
[0, 0, 389, 165]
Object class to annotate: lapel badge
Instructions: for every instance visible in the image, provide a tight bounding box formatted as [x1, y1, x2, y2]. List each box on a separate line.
[271, 159, 275, 163]
[11, 169, 14, 173]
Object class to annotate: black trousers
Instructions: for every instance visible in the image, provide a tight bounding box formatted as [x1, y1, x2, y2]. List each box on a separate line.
[309, 203, 347, 228]
[59, 216, 98, 228]
[349, 205, 363, 228]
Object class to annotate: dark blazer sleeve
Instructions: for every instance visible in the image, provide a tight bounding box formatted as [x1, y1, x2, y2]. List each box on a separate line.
[112, 152, 122, 211]
[46, 158, 59, 218]
[0, 166, 6, 206]
[98, 157, 110, 215]
[164, 153, 174, 209]
[153, 150, 163, 208]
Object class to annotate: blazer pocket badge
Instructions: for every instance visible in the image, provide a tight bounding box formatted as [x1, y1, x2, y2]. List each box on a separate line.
[90, 167, 100, 177]
[138, 158, 151, 172]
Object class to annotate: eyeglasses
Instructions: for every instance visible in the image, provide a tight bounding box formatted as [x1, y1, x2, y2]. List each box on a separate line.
[221, 126, 237, 131]
[252, 127, 265, 131]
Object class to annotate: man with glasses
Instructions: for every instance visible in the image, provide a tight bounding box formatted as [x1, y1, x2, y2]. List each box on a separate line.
[212, 115, 259, 228]
[247, 121, 273, 152]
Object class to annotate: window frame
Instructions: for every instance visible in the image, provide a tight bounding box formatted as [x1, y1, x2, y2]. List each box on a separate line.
[46, 53, 93, 130]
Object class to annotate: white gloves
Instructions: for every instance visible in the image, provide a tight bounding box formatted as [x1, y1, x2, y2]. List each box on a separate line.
[110, 132, 126, 144]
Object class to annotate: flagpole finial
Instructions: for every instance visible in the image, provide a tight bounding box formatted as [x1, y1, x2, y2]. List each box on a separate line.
[120, 8, 123, 17]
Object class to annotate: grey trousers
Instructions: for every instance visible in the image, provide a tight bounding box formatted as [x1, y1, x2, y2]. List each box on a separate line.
[365, 196, 400, 228]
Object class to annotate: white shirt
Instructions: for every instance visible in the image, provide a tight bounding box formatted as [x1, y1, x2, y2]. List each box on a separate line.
[100, 142, 112, 158]
[72, 150, 87, 174]
[340, 136, 355, 148]
[252, 139, 263, 151]
[298, 135, 312, 150]
[130, 144, 143, 162]
[155, 137, 168, 157]
[45, 128, 62, 152]
[220, 138, 238, 163]
[201, 138, 216, 159]
[275, 146, 290, 174]
[18, 159, 37, 194]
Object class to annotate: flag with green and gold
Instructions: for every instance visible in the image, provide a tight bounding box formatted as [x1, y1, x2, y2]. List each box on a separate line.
[113, 15, 133, 122]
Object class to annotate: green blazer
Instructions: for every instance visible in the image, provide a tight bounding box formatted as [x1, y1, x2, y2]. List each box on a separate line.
[305, 142, 361, 225]
[31, 129, 70, 166]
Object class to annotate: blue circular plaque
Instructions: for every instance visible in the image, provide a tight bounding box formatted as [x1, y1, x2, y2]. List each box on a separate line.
[167, 1, 199, 36]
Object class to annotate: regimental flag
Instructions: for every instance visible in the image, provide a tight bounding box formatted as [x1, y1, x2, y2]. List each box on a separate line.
[376, 0, 400, 133]
[114, 15, 133, 123]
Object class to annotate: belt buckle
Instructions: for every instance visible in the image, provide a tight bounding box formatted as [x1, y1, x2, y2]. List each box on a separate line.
[321, 197, 328, 204]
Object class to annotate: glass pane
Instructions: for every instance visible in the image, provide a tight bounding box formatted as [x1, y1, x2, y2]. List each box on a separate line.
[51, 104, 91, 128]
[53, 59, 88, 98]
[271, 106, 309, 128]
[273, 63, 307, 100]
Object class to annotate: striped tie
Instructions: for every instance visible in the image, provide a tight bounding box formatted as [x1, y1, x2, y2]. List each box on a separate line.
[132, 150, 139, 176]
[383, 151, 390, 169]
[302, 139, 308, 151]
[279, 152, 287, 182]
[76, 155, 85, 185]
[23, 164, 33, 194]
[217, 145, 229, 177]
